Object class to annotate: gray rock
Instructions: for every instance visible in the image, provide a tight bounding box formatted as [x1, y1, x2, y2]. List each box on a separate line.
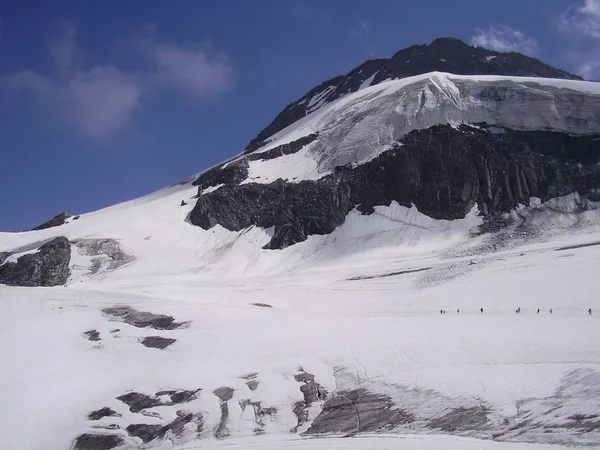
[429, 406, 490, 432]
[0, 236, 71, 287]
[83, 330, 101, 342]
[72, 433, 124, 450]
[126, 423, 164, 443]
[305, 388, 414, 435]
[126, 410, 196, 443]
[155, 388, 201, 404]
[246, 380, 259, 391]
[251, 303, 273, 308]
[239, 399, 277, 432]
[213, 387, 234, 402]
[87, 407, 120, 421]
[117, 392, 162, 413]
[213, 387, 234, 439]
[140, 336, 176, 349]
[102, 305, 187, 330]
[73, 239, 134, 275]
[32, 212, 71, 231]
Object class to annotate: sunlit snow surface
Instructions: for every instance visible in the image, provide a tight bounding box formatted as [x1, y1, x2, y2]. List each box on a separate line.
[1, 181, 599, 449]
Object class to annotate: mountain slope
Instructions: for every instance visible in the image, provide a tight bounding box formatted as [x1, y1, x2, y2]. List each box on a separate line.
[1, 39, 600, 450]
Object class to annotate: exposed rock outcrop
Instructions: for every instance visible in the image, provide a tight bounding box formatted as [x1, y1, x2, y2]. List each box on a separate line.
[0, 236, 71, 286]
[140, 336, 176, 349]
[102, 305, 188, 330]
[73, 238, 134, 275]
[190, 125, 600, 249]
[31, 212, 72, 231]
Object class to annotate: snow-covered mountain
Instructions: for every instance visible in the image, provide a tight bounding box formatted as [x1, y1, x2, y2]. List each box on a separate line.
[1, 39, 600, 450]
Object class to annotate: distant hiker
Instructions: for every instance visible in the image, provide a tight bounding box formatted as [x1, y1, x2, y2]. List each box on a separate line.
[443, 310, 446, 315]
[457, 309, 460, 314]
[480, 308, 484, 314]
[516, 307, 521, 314]
[440, 309, 443, 315]
[537, 308, 540, 314]
[589, 308, 593, 315]
[550, 308, 553, 314]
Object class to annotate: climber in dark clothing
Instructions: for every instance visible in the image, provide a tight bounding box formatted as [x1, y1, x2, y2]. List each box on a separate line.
[480, 308, 484, 314]
[516, 307, 521, 314]
[537, 308, 540, 314]
[589, 308, 593, 315]
[550, 308, 553, 314]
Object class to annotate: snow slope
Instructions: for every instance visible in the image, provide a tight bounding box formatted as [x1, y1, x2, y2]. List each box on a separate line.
[1, 181, 600, 449]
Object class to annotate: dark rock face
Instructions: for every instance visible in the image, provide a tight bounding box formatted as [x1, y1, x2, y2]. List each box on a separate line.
[102, 305, 187, 330]
[31, 212, 71, 231]
[190, 125, 600, 249]
[213, 387, 234, 439]
[87, 407, 120, 421]
[190, 176, 352, 250]
[126, 411, 195, 444]
[291, 370, 327, 432]
[140, 336, 176, 349]
[245, 38, 580, 153]
[345, 125, 600, 220]
[83, 330, 101, 342]
[155, 388, 202, 404]
[0, 236, 71, 286]
[117, 392, 163, 413]
[72, 433, 124, 450]
[117, 388, 201, 414]
[305, 388, 414, 435]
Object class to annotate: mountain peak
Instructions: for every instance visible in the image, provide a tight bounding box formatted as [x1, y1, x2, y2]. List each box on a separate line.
[245, 38, 580, 153]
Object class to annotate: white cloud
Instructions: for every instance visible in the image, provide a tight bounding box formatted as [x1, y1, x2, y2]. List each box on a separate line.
[5, 66, 142, 138]
[155, 44, 233, 97]
[557, 0, 600, 80]
[2, 25, 234, 138]
[560, 0, 600, 38]
[471, 25, 539, 56]
[64, 67, 141, 137]
[2, 29, 142, 139]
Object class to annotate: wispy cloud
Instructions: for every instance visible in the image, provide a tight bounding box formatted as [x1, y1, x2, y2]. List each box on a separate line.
[3, 27, 142, 139]
[559, 0, 600, 38]
[471, 25, 539, 56]
[351, 21, 371, 40]
[155, 44, 233, 97]
[2, 24, 235, 138]
[50, 23, 78, 76]
[558, 0, 600, 79]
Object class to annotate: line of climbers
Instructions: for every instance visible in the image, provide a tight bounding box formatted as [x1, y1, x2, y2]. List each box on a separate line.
[440, 308, 592, 315]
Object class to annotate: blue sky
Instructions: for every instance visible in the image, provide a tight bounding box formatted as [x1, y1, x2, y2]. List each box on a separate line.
[1, 0, 598, 231]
